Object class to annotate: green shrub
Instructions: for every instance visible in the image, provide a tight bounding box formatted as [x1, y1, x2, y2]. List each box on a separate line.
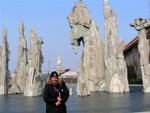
[128, 78, 142, 84]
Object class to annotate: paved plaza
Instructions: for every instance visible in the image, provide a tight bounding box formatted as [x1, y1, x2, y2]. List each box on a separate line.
[0, 85, 150, 113]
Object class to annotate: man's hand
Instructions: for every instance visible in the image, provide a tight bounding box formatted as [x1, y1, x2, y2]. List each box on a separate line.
[57, 97, 62, 102]
[55, 101, 61, 106]
[55, 96, 62, 106]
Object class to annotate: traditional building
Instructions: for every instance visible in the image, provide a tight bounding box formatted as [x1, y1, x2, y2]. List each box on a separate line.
[124, 28, 150, 80]
[60, 71, 77, 83]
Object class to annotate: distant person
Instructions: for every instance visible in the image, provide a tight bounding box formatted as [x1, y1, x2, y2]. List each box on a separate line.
[43, 71, 69, 113]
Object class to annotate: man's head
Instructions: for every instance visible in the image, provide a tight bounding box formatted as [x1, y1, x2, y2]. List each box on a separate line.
[49, 71, 59, 85]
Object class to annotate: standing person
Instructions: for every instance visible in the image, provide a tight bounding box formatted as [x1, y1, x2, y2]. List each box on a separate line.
[43, 71, 69, 113]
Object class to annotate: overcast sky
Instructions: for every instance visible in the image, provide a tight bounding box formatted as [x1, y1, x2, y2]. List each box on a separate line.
[0, 0, 149, 73]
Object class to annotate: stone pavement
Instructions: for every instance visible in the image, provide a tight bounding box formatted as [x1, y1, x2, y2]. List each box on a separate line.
[67, 85, 150, 113]
[0, 85, 150, 113]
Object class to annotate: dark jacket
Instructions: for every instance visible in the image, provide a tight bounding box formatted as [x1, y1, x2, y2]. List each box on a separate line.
[43, 80, 69, 113]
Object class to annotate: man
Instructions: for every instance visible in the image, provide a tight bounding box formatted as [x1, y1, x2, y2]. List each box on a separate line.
[43, 71, 69, 113]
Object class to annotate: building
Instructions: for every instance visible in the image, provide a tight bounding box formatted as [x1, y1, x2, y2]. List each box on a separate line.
[123, 28, 150, 81]
[60, 71, 77, 83]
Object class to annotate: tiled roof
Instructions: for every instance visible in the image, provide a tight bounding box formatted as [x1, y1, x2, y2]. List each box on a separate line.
[124, 36, 139, 52]
[61, 71, 77, 78]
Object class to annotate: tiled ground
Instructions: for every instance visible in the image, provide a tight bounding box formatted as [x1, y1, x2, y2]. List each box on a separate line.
[0, 85, 150, 113]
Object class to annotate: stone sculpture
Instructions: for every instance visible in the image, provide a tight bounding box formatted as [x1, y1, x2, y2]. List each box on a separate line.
[103, 0, 129, 93]
[56, 56, 62, 75]
[0, 29, 9, 95]
[130, 18, 150, 93]
[68, 0, 105, 96]
[9, 22, 28, 94]
[24, 28, 44, 96]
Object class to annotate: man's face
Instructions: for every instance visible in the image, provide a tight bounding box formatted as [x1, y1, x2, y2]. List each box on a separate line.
[51, 76, 58, 85]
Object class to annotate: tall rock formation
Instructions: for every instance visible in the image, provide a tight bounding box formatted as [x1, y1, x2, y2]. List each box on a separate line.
[130, 18, 150, 93]
[103, 0, 129, 93]
[24, 29, 43, 96]
[68, 1, 105, 96]
[9, 22, 28, 94]
[17, 22, 28, 93]
[0, 29, 9, 95]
